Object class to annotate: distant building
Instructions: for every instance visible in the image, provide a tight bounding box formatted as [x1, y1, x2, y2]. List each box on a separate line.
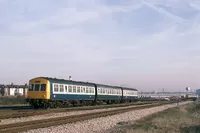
[9, 88, 24, 96]
[196, 89, 200, 97]
[0, 84, 28, 97]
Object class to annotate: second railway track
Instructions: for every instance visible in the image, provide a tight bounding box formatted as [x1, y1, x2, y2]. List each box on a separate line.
[0, 101, 177, 133]
[0, 101, 159, 120]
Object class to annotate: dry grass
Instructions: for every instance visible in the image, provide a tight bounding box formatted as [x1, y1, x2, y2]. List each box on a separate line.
[112, 100, 200, 133]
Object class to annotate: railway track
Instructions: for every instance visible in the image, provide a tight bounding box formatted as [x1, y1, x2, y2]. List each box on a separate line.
[0, 106, 32, 110]
[0, 101, 177, 133]
[0, 101, 159, 120]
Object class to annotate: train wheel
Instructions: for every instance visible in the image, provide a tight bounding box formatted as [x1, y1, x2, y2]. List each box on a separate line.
[53, 104, 58, 108]
[44, 103, 50, 109]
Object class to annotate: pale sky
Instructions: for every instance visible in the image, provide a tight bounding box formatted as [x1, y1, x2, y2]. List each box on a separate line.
[0, 0, 200, 92]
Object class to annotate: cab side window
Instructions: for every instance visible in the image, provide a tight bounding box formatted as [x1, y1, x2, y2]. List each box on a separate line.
[29, 84, 34, 91]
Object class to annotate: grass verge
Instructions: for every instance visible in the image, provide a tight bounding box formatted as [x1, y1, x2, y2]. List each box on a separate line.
[110, 100, 200, 133]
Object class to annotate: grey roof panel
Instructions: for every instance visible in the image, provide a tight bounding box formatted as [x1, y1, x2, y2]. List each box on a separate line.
[34, 77, 138, 91]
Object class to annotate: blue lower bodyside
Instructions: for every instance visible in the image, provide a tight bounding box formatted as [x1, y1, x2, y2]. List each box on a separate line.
[123, 96, 138, 99]
[50, 94, 95, 100]
[49, 94, 137, 101]
[97, 95, 122, 100]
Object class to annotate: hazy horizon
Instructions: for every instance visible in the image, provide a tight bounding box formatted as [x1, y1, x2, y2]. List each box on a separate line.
[0, 0, 200, 91]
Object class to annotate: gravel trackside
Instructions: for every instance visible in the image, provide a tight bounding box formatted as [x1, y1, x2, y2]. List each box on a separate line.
[22, 101, 192, 133]
[0, 104, 150, 125]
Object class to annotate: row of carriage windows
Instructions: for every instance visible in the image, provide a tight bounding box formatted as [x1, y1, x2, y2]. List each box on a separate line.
[124, 91, 137, 95]
[98, 88, 121, 95]
[53, 84, 122, 95]
[53, 84, 95, 94]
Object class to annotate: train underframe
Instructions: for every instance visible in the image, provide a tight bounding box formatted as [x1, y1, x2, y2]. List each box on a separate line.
[26, 98, 138, 109]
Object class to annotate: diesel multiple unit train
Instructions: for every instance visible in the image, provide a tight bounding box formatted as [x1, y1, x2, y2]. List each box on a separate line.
[26, 77, 138, 108]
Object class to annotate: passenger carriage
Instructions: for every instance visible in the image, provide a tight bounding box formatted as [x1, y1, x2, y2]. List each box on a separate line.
[96, 84, 122, 104]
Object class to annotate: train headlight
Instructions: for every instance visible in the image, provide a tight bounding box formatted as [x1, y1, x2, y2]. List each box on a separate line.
[43, 95, 46, 97]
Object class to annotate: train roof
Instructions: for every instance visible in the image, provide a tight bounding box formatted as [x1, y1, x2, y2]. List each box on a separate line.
[33, 77, 138, 91]
[40, 77, 95, 86]
[123, 87, 138, 91]
[95, 84, 137, 91]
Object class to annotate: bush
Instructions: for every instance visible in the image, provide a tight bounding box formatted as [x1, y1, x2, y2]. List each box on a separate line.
[0, 97, 27, 105]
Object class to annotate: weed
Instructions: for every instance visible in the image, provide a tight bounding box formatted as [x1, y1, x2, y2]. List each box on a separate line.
[114, 102, 200, 133]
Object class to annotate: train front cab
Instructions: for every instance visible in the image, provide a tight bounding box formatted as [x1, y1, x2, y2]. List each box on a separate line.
[26, 77, 50, 108]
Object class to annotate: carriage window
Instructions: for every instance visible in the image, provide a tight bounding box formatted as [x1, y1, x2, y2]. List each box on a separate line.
[106, 89, 108, 94]
[82, 87, 86, 93]
[91, 88, 94, 93]
[99, 88, 102, 94]
[77, 86, 80, 93]
[73, 86, 76, 93]
[35, 84, 40, 91]
[29, 84, 34, 91]
[68, 86, 72, 92]
[54, 84, 59, 92]
[89, 88, 91, 93]
[60, 85, 64, 92]
[65, 86, 68, 92]
[41, 84, 46, 91]
[97, 88, 100, 93]
[102, 89, 105, 94]
[86, 87, 89, 93]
